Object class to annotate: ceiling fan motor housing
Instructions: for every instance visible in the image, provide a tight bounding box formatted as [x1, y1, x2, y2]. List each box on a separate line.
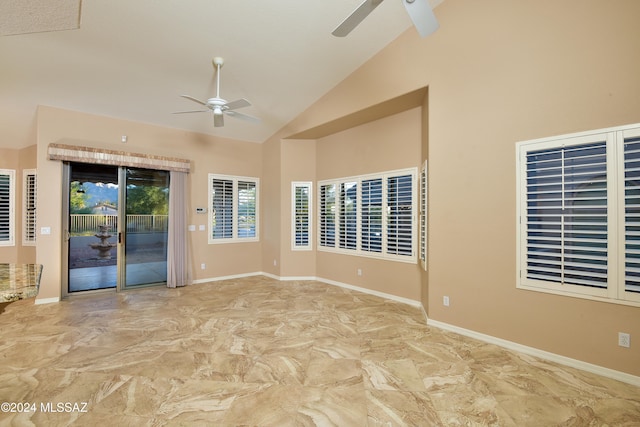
[207, 97, 227, 110]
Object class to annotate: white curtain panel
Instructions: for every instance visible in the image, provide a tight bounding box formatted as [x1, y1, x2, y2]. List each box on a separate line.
[167, 171, 191, 288]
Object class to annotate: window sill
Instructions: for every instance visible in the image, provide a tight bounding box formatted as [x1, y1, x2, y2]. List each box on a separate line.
[516, 283, 640, 308]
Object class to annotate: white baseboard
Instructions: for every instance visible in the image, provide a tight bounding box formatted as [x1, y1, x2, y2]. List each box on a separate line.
[191, 271, 263, 284]
[278, 275, 318, 281]
[257, 273, 422, 308]
[35, 297, 60, 305]
[427, 319, 640, 388]
[260, 272, 283, 281]
[195, 271, 422, 307]
[314, 277, 422, 308]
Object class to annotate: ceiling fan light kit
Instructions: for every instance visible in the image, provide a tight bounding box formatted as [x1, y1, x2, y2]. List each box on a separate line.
[332, 0, 439, 38]
[174, 57, 260, 128]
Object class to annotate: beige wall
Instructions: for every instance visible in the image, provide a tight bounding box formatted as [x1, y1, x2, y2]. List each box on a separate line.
[35, 106, 263, 301]
[313, 108, 423, 300]
[266, 0, 640, 375]
[262, 106, 425, 299]
[278, 139, 316, 278]
[260, 136, 282, 277]
[276, 109, 424, 291]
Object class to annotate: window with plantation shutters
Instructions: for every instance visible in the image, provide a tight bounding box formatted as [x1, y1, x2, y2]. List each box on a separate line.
[23, 170, 37, 245]
[517, 123, 640, 306]
[525, 141, 608, 288]
[292, 182, 312, 250]
[318, 168, 417, 263]
[208, 174, 259, 243]
[0, 170, 15, 246]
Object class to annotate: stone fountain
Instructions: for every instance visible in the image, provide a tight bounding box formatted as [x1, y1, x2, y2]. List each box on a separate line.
[90, 225, 117, 259]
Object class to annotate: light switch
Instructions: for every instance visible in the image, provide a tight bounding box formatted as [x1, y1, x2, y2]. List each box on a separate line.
[41, 227, 51, 235]
[199, 225, 205, 231]
[188, 225, 196, 232]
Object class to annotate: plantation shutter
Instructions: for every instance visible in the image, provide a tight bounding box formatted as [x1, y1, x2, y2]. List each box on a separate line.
[212, 178, 233, 239]
[237, 181, 256, 238]
[339, 182, 357, 250]
[387, 174, 413, 256]
[293, 183, 311, 249]
[0, 171, 13, 245]
[623, 136, 640, 294]
[319, 184, 336, 247]
[420, 164, 427, 264]
[361, 178, 383, 253]
[24, 171, 37, 244]
[525, 141, 608, 288]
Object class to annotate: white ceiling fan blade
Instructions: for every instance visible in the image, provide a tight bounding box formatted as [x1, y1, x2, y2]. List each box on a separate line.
[180, 95, 208, 106]
[225, 110, 261, 124]
[213, 113, 224, 127]
[332, 0, 385, 37]
[224, 98, 251, 110]
[403, 0, 439, 38]
[172, 109, 208, 114]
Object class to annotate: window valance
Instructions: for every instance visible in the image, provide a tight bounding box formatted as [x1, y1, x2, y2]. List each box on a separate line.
[47, 143, 191, 173]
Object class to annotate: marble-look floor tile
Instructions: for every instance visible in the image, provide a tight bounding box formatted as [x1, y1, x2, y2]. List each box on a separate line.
[0, 276, 638, 426]
[245, 351, 310, 385]
[296, 385, 368, 427]
[221, 383, 303, 426]
[366, 390, 441, 427]
[362, 359, 426, 392]
[304, 355, 363, 388]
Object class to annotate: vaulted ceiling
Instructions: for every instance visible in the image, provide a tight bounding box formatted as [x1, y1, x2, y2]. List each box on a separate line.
[0, 0, 443, 148]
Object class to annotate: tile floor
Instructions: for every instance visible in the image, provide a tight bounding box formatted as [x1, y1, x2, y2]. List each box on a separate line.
[0, 276, 639, 426]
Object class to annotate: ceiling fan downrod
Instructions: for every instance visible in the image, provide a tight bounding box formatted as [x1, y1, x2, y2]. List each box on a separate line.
[212, 57, 224, 100]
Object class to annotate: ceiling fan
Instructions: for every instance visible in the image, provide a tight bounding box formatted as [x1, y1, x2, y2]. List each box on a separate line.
[332, 0, 439, 38]
[174, 57, 260, 127]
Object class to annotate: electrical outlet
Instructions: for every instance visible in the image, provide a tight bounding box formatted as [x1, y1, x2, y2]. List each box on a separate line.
[200, 263, 206, 270]
[619, 332, 630, 348]
[443, 296, 450, 307]
[357, 269, 362, 276]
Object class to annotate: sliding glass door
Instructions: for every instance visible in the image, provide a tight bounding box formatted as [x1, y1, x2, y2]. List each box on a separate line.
[64, 163, 169, 293]
[120, 168, 170, 289]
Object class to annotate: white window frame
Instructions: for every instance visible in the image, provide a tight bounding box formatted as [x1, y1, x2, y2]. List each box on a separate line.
[23, 169, 37, 246]
[208, 173, 259, 244]
[317, 168, 418, 263]
[516, 123, 640, 306]
[0, 169, 15, 247]
[292, 182, 313, 251]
